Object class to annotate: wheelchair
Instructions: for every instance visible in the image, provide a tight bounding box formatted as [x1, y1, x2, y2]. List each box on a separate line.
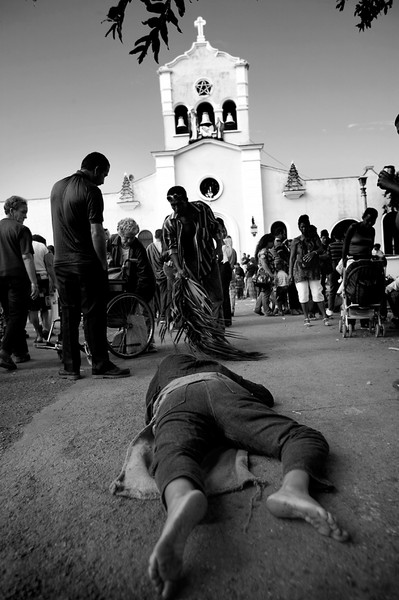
[37, 259, 155, 361]
[106, 258, 155, 358]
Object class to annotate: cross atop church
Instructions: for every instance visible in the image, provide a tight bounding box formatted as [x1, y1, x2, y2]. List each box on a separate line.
[194, 16, 206, 42]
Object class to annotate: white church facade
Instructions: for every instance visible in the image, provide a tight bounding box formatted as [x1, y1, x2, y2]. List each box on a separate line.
[7, 17, 399, 275]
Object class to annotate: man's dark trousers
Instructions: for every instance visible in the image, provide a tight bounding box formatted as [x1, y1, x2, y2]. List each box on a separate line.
[55, 264, 109, 372]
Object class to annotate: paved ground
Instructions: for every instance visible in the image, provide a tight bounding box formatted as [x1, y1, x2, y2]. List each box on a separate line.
[1, 299, 399, 600]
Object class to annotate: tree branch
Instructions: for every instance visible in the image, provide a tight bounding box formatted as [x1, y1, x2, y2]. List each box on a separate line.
[102, 0, 196, 63]
[336, 0, 393, 31]
[30, 2, 395, 63]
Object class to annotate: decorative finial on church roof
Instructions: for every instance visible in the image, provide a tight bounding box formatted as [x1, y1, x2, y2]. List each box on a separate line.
[284, 162, 304, 191]
[283, 162, 306, 199]
[119, 173, 135, 203]
[194, 16, 206, 42]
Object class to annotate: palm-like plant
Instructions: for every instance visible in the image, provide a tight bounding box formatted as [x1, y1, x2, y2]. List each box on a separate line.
[160, 277, 263, 360]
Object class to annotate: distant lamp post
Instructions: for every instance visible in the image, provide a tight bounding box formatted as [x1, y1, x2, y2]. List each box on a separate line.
[250, 217, 258, 237]
[358, 176, 368, 211]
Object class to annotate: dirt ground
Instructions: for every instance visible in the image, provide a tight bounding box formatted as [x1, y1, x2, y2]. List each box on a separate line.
[1, 300, 399, 600]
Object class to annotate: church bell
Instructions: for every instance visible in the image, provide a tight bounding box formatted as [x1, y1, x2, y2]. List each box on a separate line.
[176, 116, 188, 132]
[224, 112, 236, 130]
[200, 112, 212, 126]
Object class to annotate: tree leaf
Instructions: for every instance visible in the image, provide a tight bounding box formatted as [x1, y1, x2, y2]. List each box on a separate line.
[142, 17, 160, 28]
[104, 23, 118, 40]
[144, 1, 166, 14]
[167, 7, 183, 33]
[173, 0, 186, 17]
[129, 44, 149, 55]
[159, 21, 169, 47]
[151, 31, 161, 62]
[134, 35, 149, 45]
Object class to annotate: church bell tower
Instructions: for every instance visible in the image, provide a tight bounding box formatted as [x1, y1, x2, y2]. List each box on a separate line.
[157, 17, 251, 150]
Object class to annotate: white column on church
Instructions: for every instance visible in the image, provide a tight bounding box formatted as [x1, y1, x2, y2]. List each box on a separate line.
[240, 145, 264, 250]
[158, 67, 176, 149]
[152, 151, 177, 209]
[234, 61, 250, 144]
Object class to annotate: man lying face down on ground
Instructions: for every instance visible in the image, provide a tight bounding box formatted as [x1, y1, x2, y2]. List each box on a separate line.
[145, 353, 349, 599]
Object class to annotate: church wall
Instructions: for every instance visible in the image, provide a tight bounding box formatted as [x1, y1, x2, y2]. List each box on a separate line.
[287, 178, 365, 238]
[260, 167, 387, 246]
[3, 173, 163, 245]
[172, 143, 254, 256]
[4, 164, 391, 263]
[260, 167, 297, 238]
[173, 143, 240, 199]
[304, 174, 386, 245]
[102, 173, 168, 236]
[169, 47, 238, 108]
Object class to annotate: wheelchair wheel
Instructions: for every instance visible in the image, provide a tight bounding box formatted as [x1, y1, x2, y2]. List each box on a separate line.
[106, 293, 154, 358]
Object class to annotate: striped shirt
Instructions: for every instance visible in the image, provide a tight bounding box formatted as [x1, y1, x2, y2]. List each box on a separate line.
[328, 240, 344, 267]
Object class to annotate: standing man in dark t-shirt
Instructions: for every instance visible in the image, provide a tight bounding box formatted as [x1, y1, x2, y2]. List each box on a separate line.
[0, 196, 39, 370]
[50, 152, 130, 380]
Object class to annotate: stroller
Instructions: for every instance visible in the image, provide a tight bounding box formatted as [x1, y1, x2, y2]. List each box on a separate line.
[339, 259, 386, 338]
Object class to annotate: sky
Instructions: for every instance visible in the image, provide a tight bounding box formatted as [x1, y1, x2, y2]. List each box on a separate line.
[1, 0, 399, 202]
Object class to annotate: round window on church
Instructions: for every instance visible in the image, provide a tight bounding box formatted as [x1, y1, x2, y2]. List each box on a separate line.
[199, 177, 223, 201]
[195, 79, 213, 96]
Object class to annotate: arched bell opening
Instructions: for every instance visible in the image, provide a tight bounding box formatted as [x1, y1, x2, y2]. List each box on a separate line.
[174, 105, 189, 134]
[222, 100, 237, 130]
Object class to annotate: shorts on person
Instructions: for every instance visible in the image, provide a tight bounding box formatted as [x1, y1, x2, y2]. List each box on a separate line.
[29, 277, 50, 312]
[295, 279, 324, 304]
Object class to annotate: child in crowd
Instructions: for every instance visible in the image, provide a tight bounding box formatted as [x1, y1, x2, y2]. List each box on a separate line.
[233, 263, 245, 299]
[274, 259, 290, 315]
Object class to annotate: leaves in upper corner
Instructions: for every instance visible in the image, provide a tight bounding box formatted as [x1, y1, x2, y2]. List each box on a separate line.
[102, 0, 131, 43]
[173, 0, 187, 17]
[142, 1, 167, 14]
[336, 0, 394, 30]
[142, 17, 161, 28]
[355, 1, 393, 31]
[167, 6, 183, 33]
[129, 2, 187, 63]
[159, 21, 169, 48]
[151, 30, 161, 60]
[103, 0, 198, 62]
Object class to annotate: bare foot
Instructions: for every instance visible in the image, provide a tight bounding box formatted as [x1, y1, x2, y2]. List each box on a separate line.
[148, 490, 207, 599]
[266, 487, 349, 542]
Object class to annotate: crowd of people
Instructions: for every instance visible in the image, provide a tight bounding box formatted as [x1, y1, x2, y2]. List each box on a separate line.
[234, 208, 396, 331]
[0, 175, 239, 373]
[1, 156, 399, 373]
